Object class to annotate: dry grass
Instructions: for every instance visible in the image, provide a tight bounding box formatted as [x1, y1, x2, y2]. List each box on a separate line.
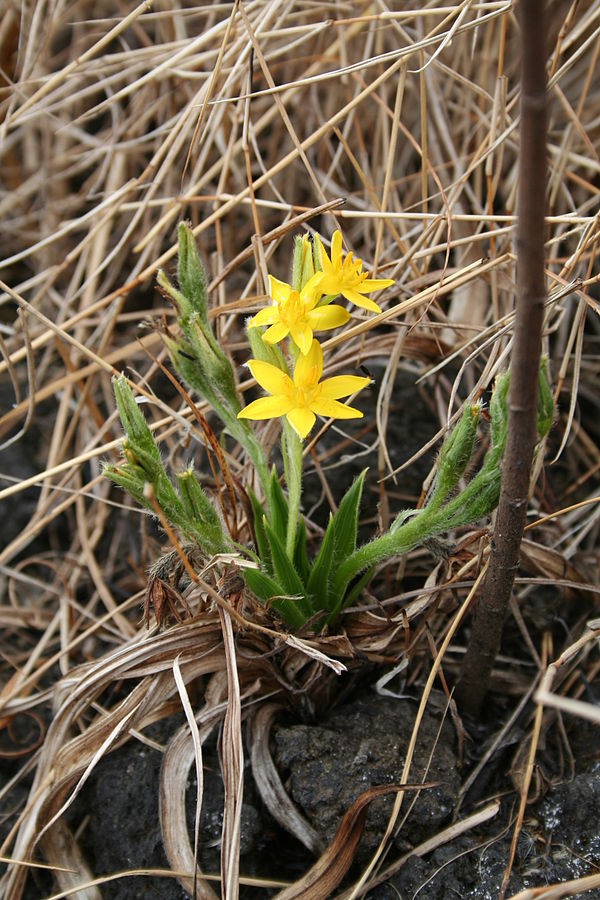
[1, 2, 600, 898]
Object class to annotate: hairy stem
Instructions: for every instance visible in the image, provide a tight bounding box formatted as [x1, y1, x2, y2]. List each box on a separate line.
[283, 424, 303, 558]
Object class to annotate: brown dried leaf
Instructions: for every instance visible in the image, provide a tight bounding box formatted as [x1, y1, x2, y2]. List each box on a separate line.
[273, 783, 432, 900]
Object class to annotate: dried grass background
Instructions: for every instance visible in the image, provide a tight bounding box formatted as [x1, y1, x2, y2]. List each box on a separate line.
[1, 2, 600, 898]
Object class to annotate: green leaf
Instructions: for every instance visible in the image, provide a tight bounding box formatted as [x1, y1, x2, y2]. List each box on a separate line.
[293, 516, 310, 584]
[243, 568, 307, 630]
[248, 490, 273, 575]
[331, 470, 366, 569]
[264, 520, 313, 620]
[268, 468, 289, 541]
[327, 566, 374, 625]
[307, 513, 335, 609]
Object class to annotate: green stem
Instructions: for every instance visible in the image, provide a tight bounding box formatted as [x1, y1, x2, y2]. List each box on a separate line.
[282, 423, 303, 558]
[335, 510, 428, 591]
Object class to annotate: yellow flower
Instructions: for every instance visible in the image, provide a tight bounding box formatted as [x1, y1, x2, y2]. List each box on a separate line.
[237, 339, 371, 439]
[248, 272, 349, 355]
[314, 230, 394, 313]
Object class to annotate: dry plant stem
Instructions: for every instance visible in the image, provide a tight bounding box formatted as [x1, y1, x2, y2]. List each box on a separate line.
[455, 0, 548, 719]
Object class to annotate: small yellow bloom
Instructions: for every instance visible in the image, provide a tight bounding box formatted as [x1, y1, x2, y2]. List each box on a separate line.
[314, 230, 394, 313]
[237, 339, 371, 439]
[248, 272, 349, 355]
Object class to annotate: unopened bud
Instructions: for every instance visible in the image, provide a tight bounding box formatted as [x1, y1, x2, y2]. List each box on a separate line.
[176, 222, 209, 322]
[431, 403, 480, 506]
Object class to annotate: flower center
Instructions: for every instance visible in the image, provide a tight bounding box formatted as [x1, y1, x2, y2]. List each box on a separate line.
[294, 382, 321, 408]
[278, 290, 305, 326]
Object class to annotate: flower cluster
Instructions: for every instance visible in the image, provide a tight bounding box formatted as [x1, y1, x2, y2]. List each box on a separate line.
[106, 221, 553, 632]
[237, 230, 394, 440]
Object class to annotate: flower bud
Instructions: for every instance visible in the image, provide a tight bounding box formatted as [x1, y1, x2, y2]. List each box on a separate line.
[177, 468, 221, 532]
[433, 403, 480, 504]
[187, 314, 239, 408]
[157, 269, 193, 321]
[489, 370, 510, 456]
[176, 222, 209, 322]
[292, 233, 315, 292]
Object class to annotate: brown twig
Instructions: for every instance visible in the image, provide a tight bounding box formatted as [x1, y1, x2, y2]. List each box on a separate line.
[455, 0, 548, 718]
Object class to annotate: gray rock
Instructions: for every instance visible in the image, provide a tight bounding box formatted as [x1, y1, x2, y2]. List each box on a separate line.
[274, 692, 460, 859]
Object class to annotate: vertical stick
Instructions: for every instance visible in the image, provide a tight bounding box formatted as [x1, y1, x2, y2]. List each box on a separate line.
[455, 0, 548, 718]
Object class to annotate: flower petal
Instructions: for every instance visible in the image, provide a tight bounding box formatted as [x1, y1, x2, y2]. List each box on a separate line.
[286, 407, 316, 439]
[316, 274, 343, 296]
[314, 234, 333, 274]
[331, 230, 343, 265]
[319, 374, 371, 399]
[247, 359, 292, 395]
[268, 275, 292, 305]
[293, 339, 322, 388]
[238, 396, 293, 421]
[356, 278, 395, 292]
[306, 304, 350, 331]
[310, 398, 363, 419]
[300, 271, 325, 304]
[248, 306, 278, 328]
[341, 289, 381, 313]
[290, 322, 314, 356]
[263, 322, 290, 344]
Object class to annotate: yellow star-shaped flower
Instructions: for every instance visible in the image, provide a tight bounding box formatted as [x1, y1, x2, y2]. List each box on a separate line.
[237, 339, 371, 439]
[314, 230, 394, 313]
[247, 272, 349, 355]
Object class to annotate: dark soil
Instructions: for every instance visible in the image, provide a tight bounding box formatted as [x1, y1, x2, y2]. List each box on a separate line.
[63, 682, 600, 899]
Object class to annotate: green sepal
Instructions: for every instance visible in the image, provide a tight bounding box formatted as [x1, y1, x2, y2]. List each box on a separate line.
[307, 513, 335, 608]
[243, 568, 307, 630]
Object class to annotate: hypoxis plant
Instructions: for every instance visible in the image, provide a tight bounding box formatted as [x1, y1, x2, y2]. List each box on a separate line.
[105, 223, 554, 632]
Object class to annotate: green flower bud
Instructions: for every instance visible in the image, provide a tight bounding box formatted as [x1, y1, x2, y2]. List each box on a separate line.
[431, 403, 480, 506]
[113, 375, 160, 458]
[488, 370, 510, 459]
[291, 234, 316, 292]
[187, 314, 239, 409]
[157, 269, 194, 322]
[177, 468, 221, 532]
[176, 222, 209, 322]
[247, 322, 288, 371]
